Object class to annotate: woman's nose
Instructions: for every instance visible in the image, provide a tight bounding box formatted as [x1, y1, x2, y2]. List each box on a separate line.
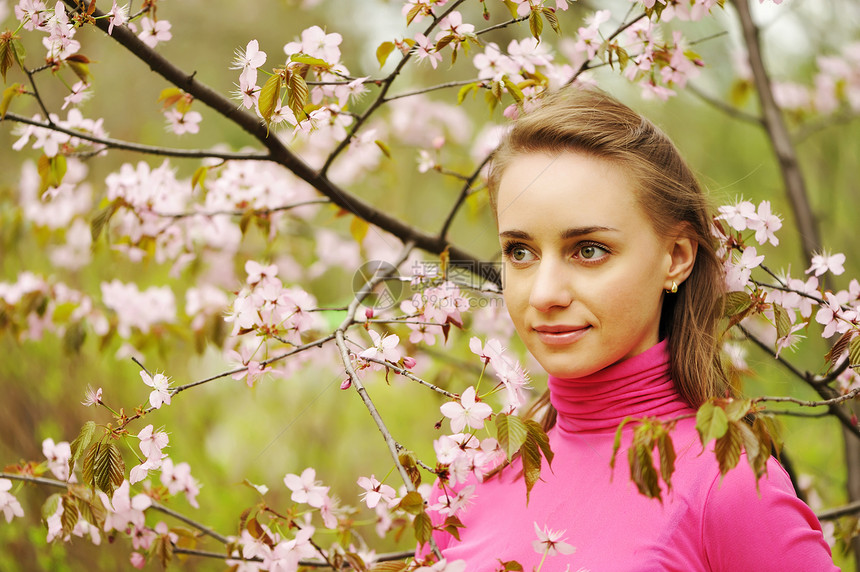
[528, 257, 572, 312]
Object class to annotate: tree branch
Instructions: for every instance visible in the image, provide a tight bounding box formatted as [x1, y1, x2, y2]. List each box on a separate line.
[732, 0, 820, 261]
[3, 112, 271, 160]
[57, 0, 496, 285]
[685, 83, 763, 126]
[739, 325, 860, 439]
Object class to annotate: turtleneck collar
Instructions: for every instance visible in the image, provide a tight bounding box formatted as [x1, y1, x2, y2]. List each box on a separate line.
[547, 340, 693, 434]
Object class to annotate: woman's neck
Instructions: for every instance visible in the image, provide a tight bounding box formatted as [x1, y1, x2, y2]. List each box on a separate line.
[547, 340, 692, 433]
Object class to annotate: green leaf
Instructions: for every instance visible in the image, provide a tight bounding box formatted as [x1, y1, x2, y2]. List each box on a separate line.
[61, 495, 79, 537]
[42, 493, 62, 522]
[502, 0, 519, 19]
[610, 416, 632, 475]
[442, 515, 465, 541]
[84, 440, 124, 495]
[528, 9, 543, 41]
[396, 490, 424, 516]
[398, 450, 421, 488]
[37, 154, 67, 192]
[541, 8, 561, 34]
[288, 71, 309, 119]
[405, 3, 423, 25]
[375, 139, 391, 159]
[0, 35, 15, 82]
[191, 166, 208, 192]
[714, 422, 743, 476]
[753, 413, 783, 458]
[289, 53, 330, 68]
[65, 54, 92, 83]
[413, 510, 432, 545]
[258, 73, 282, 124]
[370, 562, 409, 572]
[495, 413, 528, 460]
[69, 421, 97, 475]
[457, 82, 478, 105]
[501, 77, 524, 106]
[1, 83, 22, 119]
[656, 430, 676, 492]
[524, 419, 553, 468]
[152, 533, 174, 568]
[825, 330, 854, 368]
[63, 321, 86, 354]
[90, 200, 119, 242]
[628, 432, 661, 501]
[724, 291, 753, 318]
[696, 401, 728, 445]
[350, 216, 369, 245]
[501, 562, 524, 571]
[850, 334, 860, 368]
[376, 41, 395, 68]
[772, 303, 791, 342]
[724, 398, 751, 423]
[520, 438, 542, 504]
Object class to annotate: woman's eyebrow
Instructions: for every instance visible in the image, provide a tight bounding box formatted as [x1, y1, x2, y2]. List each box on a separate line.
[499, 226, 619, 240]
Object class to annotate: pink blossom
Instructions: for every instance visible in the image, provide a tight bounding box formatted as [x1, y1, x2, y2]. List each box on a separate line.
[232, 39, 267, 72]
[359, 330, 402, 367]
[749, 200, 782, 246]
[440, 386, 493, 432]
[130, 552, 146, 569]
[717, 199, 758, 232]
[42, 438, 72, 481]
[139, 17, 172, 48]
[107, 1, 128, 35]
[429, 484, 475, 517]
[15, 0, 48, 31]
[532, 521, 576, 556]
[261, 526, 317, 571]
[436, 11, 474, 42]
[81, 385, 103, 407]
[724, 247, 765, 292]
[357, 475, 397, 509]
[806, 250, 846, 277]
[284, 25, 342, 64]
[138, 424, 169, 461]
[140, 370, 172, 409]
[816, 291, 857, 338]
[160, 458, 200, 508]
[0, 478, 24, 522]
[414, 33, 442, 69]
[284, 467, 329, 508]
[101, 480, 152, 532]
[62, 81, 91, 110]
[574, 9, 611, 61]
[164, 109, 202, 135]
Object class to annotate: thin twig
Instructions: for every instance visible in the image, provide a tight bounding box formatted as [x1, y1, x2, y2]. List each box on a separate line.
[685, 83, 762, 126]
[817, 500, 860, 521]
[439, 154, 493, 242]
[3, 112, 271, 161]
[150, 198, 331, 219]
[360, 355, 456, 398]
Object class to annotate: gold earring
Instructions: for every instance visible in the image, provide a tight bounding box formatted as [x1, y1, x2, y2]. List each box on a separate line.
[665, 281, 678, 294]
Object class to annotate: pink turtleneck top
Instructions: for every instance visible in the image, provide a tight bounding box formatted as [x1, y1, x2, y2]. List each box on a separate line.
[428, 340, 838, 570]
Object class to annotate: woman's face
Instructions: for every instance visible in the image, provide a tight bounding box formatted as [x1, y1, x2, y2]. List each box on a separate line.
[496, 151, 676, 379]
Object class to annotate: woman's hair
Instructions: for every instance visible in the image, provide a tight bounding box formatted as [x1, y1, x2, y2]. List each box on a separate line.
[487, 87, 731, 427]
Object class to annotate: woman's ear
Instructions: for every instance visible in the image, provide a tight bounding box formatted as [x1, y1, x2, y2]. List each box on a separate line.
[664, 232, 697, 291]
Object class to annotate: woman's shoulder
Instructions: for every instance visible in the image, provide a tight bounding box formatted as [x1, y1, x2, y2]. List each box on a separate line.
[697, 454, 838, 570]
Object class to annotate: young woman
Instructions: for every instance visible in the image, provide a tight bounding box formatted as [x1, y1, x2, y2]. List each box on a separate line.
[426, 89, 838, 570]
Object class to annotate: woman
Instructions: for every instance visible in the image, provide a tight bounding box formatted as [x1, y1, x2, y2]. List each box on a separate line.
[425, 89, 837, 570]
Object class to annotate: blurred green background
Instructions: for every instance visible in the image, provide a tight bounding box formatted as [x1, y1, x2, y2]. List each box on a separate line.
[1, 0, 859, 569]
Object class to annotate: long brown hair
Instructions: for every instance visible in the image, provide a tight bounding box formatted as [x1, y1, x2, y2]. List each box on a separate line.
[487, 87, 731, 431]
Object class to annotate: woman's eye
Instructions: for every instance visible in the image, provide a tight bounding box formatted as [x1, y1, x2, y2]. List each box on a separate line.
[504, 244, 533, 263]
[578, 244, 608, 261]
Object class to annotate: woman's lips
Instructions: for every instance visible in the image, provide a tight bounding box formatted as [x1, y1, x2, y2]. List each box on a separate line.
[533, 325, 591, 346]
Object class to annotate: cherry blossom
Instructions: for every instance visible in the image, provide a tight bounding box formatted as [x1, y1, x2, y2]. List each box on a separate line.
[42, 438, 72, 481]
[284, 25, 342, 64]
[359, 330, 402, 367]
[106, 2, 128, 35]
[816, 291, 858, 338]
[81, 385, 103, 407]
[100, 480, 152, 533]
[807, 250, 846, 277]
[138, 17, 172, 48]
[429, 484, 475, 517]
[724, 247, 765, 292]
[440, 386, 493, 432]
[414, 33, 442, 69]
[0, 478, 24, 522]
[160, 458, 200, 508]
[164, 109, 202, 135]
[532, 521, 577, 556]
[357, 475, 397, 509]
[284, 467, 329, 508]
[413, 559, 468, 572]
[232, 39, 267, 88]
[140, 370, 172, 409]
